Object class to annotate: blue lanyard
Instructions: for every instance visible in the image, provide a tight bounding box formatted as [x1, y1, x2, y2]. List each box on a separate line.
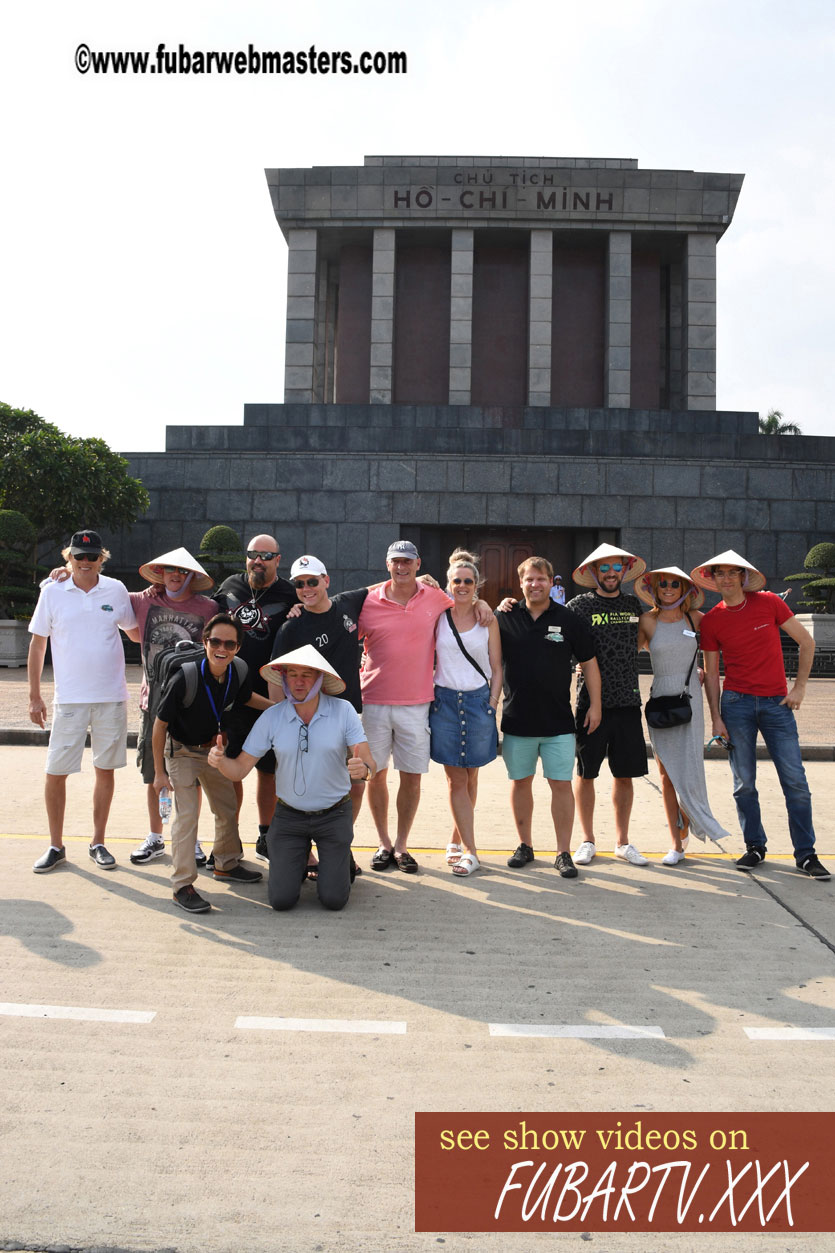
[201, 659, 232, 734]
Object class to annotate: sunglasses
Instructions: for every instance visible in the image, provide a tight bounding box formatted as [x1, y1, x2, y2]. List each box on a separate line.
[598, 562, 623, 573]
[73, 552, 101, 562]
[707, 735, 733, 750]
[657, 579, 682, 589]
[293, 578, 320, 588]
[247, 550, 279, 561]
[162, 566, 189, 575]
[451, 577, 475, 585]
[206, 637, 239, 649]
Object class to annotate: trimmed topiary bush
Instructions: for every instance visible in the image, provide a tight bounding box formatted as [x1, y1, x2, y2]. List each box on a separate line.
[197, 525, 244, 582]
[784, 542, 835, 614]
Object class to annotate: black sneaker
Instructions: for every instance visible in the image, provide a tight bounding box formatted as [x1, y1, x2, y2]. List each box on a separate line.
[255, 832, 270, 862]
[735, 846, 765, 871]
[33, 846, 66, 874]
[213, 863, 263, 884]
[89, 844, 116, 869]
[508, 843, 534, 868]
[205, 853, 215, 870]
[173, 885, 211, 913]
[555, 851, 578, 879]
[797, 855, 831, 880]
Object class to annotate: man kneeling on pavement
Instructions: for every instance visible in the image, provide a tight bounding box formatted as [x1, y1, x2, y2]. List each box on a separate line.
[210, 646, 375, 911]
[152, 613, 272, 913]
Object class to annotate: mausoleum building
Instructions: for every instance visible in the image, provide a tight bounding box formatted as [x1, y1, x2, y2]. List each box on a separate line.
[114, 155, 834, 609]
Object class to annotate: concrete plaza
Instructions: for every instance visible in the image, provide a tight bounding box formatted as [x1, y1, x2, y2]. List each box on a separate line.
[1, 670, 833, 1252]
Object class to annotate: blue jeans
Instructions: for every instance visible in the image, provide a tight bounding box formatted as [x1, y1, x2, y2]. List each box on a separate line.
[720, 691, 816, 862]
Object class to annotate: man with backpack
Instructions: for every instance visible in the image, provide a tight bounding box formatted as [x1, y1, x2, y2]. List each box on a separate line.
[152, 613, 273, 913]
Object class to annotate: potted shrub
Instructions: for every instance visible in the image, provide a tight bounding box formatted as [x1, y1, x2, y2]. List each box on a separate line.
[784, 542, 835, 648]
[0, 509, 38, 667]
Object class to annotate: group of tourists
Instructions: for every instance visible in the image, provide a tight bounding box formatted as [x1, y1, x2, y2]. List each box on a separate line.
[26, 526, 830, 918]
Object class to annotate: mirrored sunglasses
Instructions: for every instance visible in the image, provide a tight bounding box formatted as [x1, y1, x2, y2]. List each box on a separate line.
[598, 562, 623, 573]
[162, 566, 190, 575]
[247, 549, 279, 561]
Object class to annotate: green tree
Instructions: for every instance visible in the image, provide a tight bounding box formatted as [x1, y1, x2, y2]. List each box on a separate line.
[758, 407, 801, 435]
[0, 509, 39, 619]
[784, 542, 835, 614]
[0, 402, 149, 550]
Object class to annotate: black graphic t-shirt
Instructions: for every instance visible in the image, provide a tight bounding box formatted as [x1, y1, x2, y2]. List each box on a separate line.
[565, 590, 642, 709]
[215, 573, 297, 696]
[273, 588, 369, 713]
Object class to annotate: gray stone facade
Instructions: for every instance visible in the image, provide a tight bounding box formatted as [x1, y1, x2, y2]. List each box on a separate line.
[266, 154, 743, 411]
[109, 403, 835, 598]
[100, 154, 833, 608]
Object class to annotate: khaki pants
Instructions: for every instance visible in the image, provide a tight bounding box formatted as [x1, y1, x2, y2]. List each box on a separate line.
[167, 741, 242, 891]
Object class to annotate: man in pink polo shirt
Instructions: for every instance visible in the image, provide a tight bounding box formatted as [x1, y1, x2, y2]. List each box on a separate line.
[359, 540, 475, 874]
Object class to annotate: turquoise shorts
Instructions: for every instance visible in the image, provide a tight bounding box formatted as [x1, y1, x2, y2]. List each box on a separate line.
[502, 732, 576, 781]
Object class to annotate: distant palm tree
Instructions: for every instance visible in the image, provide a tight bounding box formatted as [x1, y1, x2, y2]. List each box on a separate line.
[758, 407, 801, 435]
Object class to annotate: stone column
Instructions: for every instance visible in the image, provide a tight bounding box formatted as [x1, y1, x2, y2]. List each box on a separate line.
[370, 228, 395, 403]
[682, 233, 717, 411]
[284, 228, 318, 403]
[528, 230, 553, 405]
[605, 231, 631, 408]
[449, 228, 474, 404]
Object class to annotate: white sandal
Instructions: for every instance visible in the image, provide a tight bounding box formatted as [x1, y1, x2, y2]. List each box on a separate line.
[445, 842, 463, 865]
[452, 852, 480, 877]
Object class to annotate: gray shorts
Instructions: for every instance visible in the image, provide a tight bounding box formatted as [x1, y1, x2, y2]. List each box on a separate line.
[46, 702, 128, 775]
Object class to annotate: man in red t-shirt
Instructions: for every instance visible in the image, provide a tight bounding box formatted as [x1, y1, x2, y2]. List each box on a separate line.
[694, 549, 829, 879]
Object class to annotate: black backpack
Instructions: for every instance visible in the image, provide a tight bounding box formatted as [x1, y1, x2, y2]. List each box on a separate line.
[151, 639, 248, 719]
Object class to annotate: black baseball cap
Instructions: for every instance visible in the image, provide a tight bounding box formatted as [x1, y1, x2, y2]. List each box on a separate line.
[69, 529, 103, 555]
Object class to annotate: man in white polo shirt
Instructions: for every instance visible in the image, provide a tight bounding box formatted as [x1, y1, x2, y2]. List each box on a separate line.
[28, 529, 138, 872]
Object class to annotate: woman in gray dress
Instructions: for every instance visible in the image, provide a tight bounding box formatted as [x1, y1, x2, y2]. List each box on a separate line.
[637, 567, 732, 863]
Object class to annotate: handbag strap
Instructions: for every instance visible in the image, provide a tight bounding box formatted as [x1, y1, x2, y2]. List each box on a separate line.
[444, 609, 490, 684]
[681, 612, 700, 691]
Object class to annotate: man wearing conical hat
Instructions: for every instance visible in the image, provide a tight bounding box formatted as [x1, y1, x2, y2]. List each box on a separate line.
[694, 550, 829, 879]
[129, 548, 219, 867]
[210, 646, 376, 911]
[566, 543, 650, 867]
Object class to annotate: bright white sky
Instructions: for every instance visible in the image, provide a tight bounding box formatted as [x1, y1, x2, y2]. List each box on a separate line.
[2, 0, 834, 450]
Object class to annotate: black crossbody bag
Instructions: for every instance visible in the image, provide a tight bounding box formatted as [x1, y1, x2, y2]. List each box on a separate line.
[644, 613, 699, 730]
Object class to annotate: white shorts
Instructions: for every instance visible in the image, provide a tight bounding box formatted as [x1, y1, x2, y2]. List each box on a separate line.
[45, 702, 128, 775]
[361, 703, 431, 774]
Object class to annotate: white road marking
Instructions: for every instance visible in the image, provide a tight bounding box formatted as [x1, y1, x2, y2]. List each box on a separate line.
[0, 1002, 155, 1023]
[235, 1016, 407, 1034]
[489, 1023, 666, 1039]
[744, 1027, 835, 1041]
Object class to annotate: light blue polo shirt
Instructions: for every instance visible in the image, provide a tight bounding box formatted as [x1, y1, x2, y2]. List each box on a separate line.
[243, 694, 366, 811]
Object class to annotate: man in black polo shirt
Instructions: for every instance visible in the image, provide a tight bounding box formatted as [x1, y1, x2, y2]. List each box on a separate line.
[273, 555, 368, 824]
[497, 556, 601, 878]
[152, 613, 271, 913]
[215, 533, 297, 856]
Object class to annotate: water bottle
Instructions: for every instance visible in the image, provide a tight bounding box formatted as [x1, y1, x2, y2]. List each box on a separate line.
[159, 787, 172, 824]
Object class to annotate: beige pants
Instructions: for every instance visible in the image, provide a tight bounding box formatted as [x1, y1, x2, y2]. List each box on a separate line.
[167, 741, 242, 890]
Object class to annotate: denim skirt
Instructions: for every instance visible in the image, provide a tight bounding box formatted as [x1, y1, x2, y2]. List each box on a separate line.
[429, 683, 498, 768]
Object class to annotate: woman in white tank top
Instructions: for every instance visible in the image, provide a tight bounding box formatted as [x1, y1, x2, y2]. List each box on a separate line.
[429, 551, 502, 876]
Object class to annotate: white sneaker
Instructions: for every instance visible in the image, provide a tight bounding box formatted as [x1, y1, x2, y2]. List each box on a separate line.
[615, 843, 649, 866]
[574, 841, 596, 865]
[662, 849, 686, 866]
